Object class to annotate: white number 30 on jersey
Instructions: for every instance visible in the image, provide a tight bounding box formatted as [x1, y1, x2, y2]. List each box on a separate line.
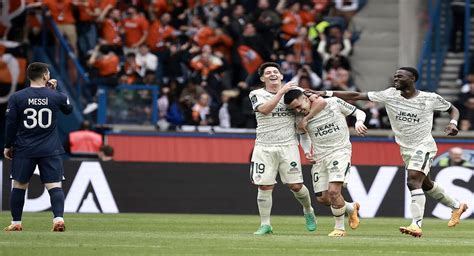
[23, 108, 52, 129]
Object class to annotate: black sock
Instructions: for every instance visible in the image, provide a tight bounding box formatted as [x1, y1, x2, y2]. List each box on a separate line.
[10, 188, 26, 222]
[48, 187, 64, 218]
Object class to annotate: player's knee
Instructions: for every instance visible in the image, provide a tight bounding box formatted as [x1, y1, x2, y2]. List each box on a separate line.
[288, 183, 302, 192]
[327, 189, 341, 200]
[406, 179, 421, 191]
[316, 196, 330, 206]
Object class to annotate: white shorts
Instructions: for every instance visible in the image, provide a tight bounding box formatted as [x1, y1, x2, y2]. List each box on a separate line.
[401, 146, 437, 175]
[311, 150, 351, 193]
[250, 144, 303, 185]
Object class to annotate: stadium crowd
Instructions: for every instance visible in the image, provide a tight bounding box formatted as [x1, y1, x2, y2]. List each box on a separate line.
[1, 0, 378, 129]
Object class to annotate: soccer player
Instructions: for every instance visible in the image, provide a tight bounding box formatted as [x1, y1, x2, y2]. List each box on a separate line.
[4, 62, 73, 232]
[311, 67, 468, 237]
[284, 89, 366, 237]
[249, 62, 326, 235]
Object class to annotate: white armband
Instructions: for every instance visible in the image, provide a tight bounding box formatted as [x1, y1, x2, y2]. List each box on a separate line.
[449, 119, 458, 126]
[325, 90, 333, 97]
[299, 133, 312, 154]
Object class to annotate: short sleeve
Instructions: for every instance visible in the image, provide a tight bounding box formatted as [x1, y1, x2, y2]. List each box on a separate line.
[249, 90, 266, 112]
[335, 97, 356, 116]
[431, 93, 452, 112]
[368, 88, 394, 103]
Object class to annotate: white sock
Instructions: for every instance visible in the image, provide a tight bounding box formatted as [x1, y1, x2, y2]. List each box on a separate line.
[345, 201, 354, 215]
[425, 182, 460, 209]
[410, 189, 426, 228]
[331, 205, 346, 230]
[257, 189, 273, 226]
[53, 217, 64, 223]
[292, 185, 314, 214]
[12, 221, 21, 225]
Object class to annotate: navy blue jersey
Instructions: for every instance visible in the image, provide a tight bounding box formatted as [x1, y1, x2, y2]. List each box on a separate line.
[4, 87, 73, 157]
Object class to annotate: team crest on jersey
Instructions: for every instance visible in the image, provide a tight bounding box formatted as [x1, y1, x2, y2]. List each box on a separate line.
[251, 95, 258, 105]
[416, 150, 423, 155]
[290, 161, 297, 167]
[333, 161, 339, 166]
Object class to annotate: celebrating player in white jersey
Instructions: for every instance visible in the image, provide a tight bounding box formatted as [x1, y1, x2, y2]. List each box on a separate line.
[312, 67, 468, 237]
[249, 62, 326, 235]
[284, 89, 367, 237]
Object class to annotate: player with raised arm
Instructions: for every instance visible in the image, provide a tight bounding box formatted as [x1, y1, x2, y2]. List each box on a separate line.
[4, 62, 73, 232]
[284, 89, 367, 237]
[249, 62, 326, 235]
[311, 67, 468, 237]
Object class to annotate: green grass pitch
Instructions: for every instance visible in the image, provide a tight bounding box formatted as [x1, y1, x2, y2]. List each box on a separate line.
[1, 212, 473, 255]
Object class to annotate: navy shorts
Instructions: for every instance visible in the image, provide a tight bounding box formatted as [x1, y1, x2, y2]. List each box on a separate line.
[10, 155, 64, 184]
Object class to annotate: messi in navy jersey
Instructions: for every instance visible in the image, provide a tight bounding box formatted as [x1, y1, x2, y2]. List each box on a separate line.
[4, 62, 72, 232]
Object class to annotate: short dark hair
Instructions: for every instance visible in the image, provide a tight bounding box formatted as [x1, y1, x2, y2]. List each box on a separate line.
[258, 62, 281, 77]
[399, 67, 419, 82]
[284, 89, 303, 105]
[27, 62, 49, 81]
[100, 145, 114, 157]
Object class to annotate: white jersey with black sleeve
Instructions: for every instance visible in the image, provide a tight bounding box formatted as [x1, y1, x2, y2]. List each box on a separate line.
[249, 88, 298, 146]
[368, 87, 451, 152]
[306, 97, 355, 159]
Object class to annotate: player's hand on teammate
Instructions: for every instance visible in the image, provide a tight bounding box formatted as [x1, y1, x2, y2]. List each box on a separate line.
[280, 81, 299, 94]
[46, 79, 58, 90]
[3, 148, 13, 160]
[305, 152, 315, 164]
[355, 121, 368, 136]
[444, 123, 458, 136]
[298, 117, 309, 133]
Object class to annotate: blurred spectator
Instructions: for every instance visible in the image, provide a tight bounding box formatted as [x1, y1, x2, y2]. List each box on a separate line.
[98, 8, 123, 55]
[279, 0, 303, 41]
[122, 6, 149, 54]
[98, 144, 114, 161]
[179, 76, 207, 113]
[147, 12, 176, 53]
[191, 92, 215, 125]
[67, 120, 103, 155]
[43, 0, 78, 53]
[317, 30, 352, 65]
[75, 0, 99, 60]
[459, 119, 472, 131]
[190, 44, 223, 80]
[437, 147, 472, 167]
[332, 0, 360, 27]
[286, 27, 314, 65]
[83, 44, 120, 114]
[136, 44, 158, 77]
[289, 64, 322, 90]
[325, 68, 358, 92]
[118, 52, 142, 85]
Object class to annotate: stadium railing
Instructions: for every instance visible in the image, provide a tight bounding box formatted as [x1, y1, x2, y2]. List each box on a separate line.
[97, 84, 160, 125]
[416, 0, 451, 92]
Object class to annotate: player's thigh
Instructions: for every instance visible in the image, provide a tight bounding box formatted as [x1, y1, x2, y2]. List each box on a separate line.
[311, 161, 329, 193]
[37, 155, 64, 183]
[10, 157, 37, 184]
[326, 151, 352, 185]
[277, 144, 303, 184]
[250, 145, 278, 185]
[402, 147, 437, 176]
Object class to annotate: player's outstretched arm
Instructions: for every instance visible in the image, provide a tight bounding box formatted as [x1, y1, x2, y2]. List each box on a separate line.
[444, 105, 460, 136]
[257, 81, 298, 115]
[325, 90, 370, 101]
